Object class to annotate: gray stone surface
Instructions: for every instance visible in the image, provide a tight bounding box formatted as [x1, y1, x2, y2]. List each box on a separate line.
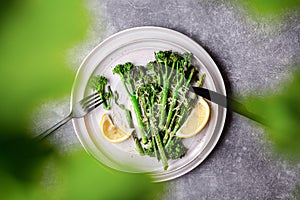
[40, 0, 300, 199]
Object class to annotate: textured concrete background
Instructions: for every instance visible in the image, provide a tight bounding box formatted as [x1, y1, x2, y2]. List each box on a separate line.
[38, 0, 300, 199]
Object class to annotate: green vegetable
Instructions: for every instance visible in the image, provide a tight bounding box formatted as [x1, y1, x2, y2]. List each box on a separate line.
[163, 54, 195, 144]
[165, 137, 187, 159]
[114, 91, 144, 155]
[113, 63, 147, 144]
[89, 75, 112, 110]
[113, 50, 203, 170]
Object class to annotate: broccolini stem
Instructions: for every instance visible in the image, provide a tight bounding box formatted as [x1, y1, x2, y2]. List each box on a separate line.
[158, 80, 169, 129]
[121, 82, 130, 97]
[165, 69, 196, 146]
[138, 92, 152, 138]
[159, 58, 177, 127]
[128, 109, 145, 155]
[148, 92, 168, 169]
[152, 135, 158, 160]
[118, 80, 145, 142]
[124, 109, 133, 129]
[114, 91, 144, 154]
[157, 57, 172, 130]
[163, 86, 182, 143]
[165, 107, 188, 148]
[154, 131, 168, 170]
[150, 112, 168, 169]
[130, 95, 147, 144]
[164, 73, 185, 129]
[168, 107, 180, 133]
[133, 136, 145, 155]
[198, 73, 206, 88]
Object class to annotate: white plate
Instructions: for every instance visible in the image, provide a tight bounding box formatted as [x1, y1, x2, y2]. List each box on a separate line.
[71, 26, 227, 182]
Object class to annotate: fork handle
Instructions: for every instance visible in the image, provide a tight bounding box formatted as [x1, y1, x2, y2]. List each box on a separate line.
[35, 113, 73, 141]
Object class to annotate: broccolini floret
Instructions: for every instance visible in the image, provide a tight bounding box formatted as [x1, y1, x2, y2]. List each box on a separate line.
[89, 75, 112, 110]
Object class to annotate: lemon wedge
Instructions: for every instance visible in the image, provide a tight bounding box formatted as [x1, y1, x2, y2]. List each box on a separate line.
[100, 113, 131, 143]
[176, 97, 210, 138]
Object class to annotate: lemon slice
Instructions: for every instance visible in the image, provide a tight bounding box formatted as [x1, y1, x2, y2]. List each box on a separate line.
[176, 97, 210, 138]
[100, 113, 131, 143]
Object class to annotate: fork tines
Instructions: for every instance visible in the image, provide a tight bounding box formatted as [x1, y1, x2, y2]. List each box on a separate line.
[80, 92, 102, 111]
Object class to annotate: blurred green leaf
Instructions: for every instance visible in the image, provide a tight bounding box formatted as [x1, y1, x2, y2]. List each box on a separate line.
[0, 1, 160, 199]
[242, 68, 300, 159]
[0, 135, 53, 183]
[0, 0, 88, 131]
[49, 151, 162, 200]
[234, 0, 300, 17]
[0, 0, 89, 184]
[0, 150, 162, 200]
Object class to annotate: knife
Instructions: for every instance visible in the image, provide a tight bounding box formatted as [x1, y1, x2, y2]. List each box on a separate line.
[191, 87, 267, 125]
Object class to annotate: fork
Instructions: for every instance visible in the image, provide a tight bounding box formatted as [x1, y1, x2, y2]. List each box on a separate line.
[36, 92, 103, 141]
